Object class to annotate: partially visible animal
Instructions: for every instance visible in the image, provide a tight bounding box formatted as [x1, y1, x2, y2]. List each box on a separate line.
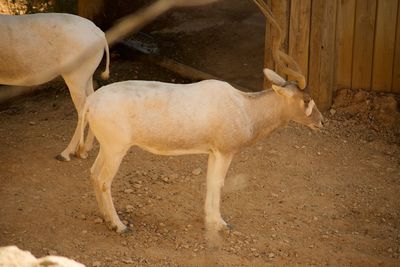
[0, 246, 85, 267]
[0, 13, 110, 161]
[77, 68, 323, 233]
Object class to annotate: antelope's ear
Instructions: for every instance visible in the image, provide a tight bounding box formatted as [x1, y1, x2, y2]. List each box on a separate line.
[306, 100, 315, 116]
[272, 84, 294, 98]
[263, 68, 286, 86]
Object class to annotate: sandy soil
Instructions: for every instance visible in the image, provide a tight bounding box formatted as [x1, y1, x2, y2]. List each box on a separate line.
[1, 1, 399, 266]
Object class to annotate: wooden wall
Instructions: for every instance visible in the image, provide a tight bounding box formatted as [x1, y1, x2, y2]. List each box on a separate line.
[264, 0, 400, 111]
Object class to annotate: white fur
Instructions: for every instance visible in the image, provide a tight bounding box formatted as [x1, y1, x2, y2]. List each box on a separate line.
[306, 100, 315, 116]
[0, 246, 85, 267]
[78, 69, 322, 233]
[0, 13, 110, 161]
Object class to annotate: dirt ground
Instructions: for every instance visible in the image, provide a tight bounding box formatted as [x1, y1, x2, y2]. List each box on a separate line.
[1, 1, 400, 266]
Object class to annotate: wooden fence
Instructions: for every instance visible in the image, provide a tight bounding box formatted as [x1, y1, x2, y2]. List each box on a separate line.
[264, 0, 400, 111]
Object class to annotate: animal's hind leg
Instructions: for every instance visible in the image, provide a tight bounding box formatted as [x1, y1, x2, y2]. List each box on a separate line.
[57, 47, 103, 161]
[90, 147, 106, 218]
[79, 77, 96, 157]
[56, 73, 91, 161]
[95, 146, 129, 233]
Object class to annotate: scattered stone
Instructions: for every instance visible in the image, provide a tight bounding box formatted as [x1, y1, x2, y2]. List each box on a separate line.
[353, 91, 368, 103]
[192, 168, 202, 176]
[170, 173, 179, 180]
[271, 192, 278, 198]
[122, 258, 134, 264]
[232, 231, 242, 236]
[161, 176, 169, 183]
[126, 205, 134, 213]
[29, 121, 36, 125]
[124, 189, 134, 194]
[268, 252, 275, 258]
[94, 218, 103, 224]
[78, 214, 86, 220]
[329, 108, 336, 116]
[92, 261, 101, 267]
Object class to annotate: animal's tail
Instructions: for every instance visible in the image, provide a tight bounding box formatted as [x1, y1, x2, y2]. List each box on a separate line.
[77, 100, 90, 158]
[100, 38, 110, 80]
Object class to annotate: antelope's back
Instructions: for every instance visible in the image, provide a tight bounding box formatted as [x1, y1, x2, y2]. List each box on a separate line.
[0, 13, 104, 85]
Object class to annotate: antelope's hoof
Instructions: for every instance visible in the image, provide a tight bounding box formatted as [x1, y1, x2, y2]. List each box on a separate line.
[226, 223, 234, 230]
[206, 217, 231, 232]
[55, 154, 70, 162]
[76, 151, 88, 159]
[118, 227, 132, 235]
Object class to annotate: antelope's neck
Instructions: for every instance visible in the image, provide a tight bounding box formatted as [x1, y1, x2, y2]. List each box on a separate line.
[243, 90, 289, 143]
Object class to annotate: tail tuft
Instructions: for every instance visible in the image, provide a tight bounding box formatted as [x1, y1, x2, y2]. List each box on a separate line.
[101, 70, 109, 80]
[101, 36, 110, 80]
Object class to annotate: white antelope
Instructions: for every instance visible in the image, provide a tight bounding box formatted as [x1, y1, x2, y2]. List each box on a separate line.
[77, 0, 323, 233]
[0, 13, 110, 161]
[77, 70, 323, 233]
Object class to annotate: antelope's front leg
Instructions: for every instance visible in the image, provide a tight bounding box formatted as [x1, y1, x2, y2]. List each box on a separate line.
[204, 151, 233, 231]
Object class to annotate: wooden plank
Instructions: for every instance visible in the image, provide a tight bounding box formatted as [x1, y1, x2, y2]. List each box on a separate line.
[351, 0, 377, 90]
[78, 0, 103, 19]
[288, 0, 311, 83]
[308, 0, 338, 111]
[263, 0, 273, 89]
[336, 0, 356, 89]
[372, 0, 398, 91]
[392, 0, 400, 92]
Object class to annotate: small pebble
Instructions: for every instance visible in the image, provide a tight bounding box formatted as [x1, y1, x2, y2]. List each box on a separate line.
[122, 259, 134, 264]
[94, 218, 103, 224]
[192, 168, 202, 176]
[232, 231, 242, 236]
[126, 205, 134, 212]
[268, 252, 275, 258]
[170, 173, 179, 179]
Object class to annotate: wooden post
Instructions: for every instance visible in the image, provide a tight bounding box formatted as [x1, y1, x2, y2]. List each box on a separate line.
[393, 1, 400, 93]
[372, 0, 398, 91]
[308, 0, 338, 111]
[351, 0, 377, 90]
[336, 0, 356, 89]
[288, 0, 311, 83]
[77, 0, 103, 20]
